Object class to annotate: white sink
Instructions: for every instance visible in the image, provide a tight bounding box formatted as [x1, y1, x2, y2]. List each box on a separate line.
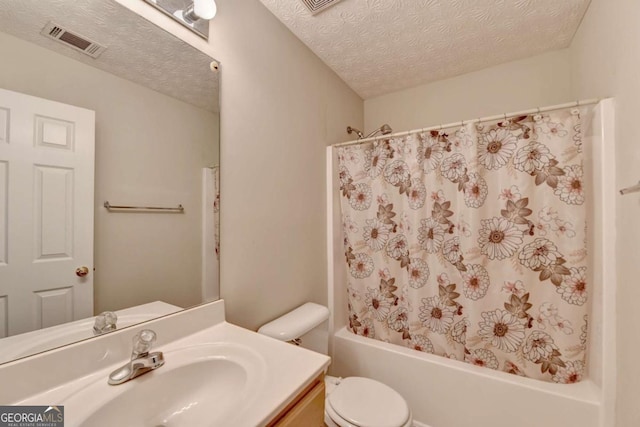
[63, 343, 267, 427]
[4, 301, 331, 426]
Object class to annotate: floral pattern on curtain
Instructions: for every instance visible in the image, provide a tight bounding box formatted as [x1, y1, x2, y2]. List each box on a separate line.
[213, 165, 220, 261]
[337, 107, 589, 384]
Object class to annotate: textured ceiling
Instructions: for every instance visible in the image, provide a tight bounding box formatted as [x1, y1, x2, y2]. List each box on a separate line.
[0, 0, 219, 112]
[259, 0, 591, 99]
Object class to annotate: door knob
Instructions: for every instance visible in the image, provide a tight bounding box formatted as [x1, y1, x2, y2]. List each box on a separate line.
[76, 266, 90, 277]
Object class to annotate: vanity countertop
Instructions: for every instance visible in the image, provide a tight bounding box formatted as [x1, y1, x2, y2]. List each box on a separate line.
[0, 300, 331, 426]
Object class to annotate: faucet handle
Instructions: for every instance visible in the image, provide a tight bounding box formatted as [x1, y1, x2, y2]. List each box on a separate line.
[132, 329, 157, 359]
[93, 311, 118, 335]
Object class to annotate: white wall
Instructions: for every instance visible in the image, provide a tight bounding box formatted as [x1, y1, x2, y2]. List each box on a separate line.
[570, 1, 640, 425]
[0, 31, 218, 313]
[364, 49, 572, 133]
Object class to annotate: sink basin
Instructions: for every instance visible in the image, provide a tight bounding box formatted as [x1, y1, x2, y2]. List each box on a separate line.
[63, 343, 267, 427]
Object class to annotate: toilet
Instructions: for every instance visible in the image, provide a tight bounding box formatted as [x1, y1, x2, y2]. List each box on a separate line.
[258, 303, 413, 427]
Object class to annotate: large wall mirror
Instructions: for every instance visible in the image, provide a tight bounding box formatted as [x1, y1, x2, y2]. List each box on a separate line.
[0, 0, 220, 364]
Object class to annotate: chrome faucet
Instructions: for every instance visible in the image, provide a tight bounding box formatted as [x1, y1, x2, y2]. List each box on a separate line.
[108, 329, 165, 385]
[93, 311, 118, 335]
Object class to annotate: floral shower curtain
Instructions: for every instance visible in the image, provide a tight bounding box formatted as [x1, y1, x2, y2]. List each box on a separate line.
[337, 107, 589, 384]
[202, 166, 220, 300]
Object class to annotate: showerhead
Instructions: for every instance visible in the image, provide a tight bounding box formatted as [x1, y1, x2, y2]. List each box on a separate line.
[380, 124, 393, 135]
[346, 124, 393, 140]
[346, 126, 364, 139]
[365, 123, 393, 139]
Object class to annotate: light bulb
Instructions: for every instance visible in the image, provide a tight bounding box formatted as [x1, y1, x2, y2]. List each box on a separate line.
[193, 0, 217, 20]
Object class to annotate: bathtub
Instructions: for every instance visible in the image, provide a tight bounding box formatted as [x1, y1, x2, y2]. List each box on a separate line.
[326, 100, 616, 427]
[331, 326, 599, 427]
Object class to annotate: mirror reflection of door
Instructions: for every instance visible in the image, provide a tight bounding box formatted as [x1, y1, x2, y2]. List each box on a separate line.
[0, 87, 94, 337]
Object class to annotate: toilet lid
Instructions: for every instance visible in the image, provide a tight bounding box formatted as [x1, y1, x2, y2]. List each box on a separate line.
[327, 377, 410, 427]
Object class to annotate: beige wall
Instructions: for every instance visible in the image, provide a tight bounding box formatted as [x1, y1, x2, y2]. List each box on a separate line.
[364, 49, 572, 133]
[570, 0, 640, 425]
[211, 1, 363, 329]
[0, 31, 218, 313]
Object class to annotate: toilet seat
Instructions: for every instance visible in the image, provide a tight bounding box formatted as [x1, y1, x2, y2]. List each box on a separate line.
[326, 377, 411, 427]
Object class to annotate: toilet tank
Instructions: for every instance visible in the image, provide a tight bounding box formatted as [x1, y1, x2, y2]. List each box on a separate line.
[258, 303, 330, 355]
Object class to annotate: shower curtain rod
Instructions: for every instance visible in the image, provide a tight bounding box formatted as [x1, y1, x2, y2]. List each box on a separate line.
[332, 98, 600, 148]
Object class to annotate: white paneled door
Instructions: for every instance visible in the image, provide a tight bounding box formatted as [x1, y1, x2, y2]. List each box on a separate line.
[0, 88, 94, 338]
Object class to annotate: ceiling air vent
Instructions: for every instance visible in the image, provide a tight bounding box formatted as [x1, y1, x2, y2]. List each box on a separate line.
[40, 22, 107, 59]
[300, 0, 345, 15]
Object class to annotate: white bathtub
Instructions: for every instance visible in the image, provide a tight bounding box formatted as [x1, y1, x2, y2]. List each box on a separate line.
[331, 326, 599, 427]
[326, 100, 616, 427]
